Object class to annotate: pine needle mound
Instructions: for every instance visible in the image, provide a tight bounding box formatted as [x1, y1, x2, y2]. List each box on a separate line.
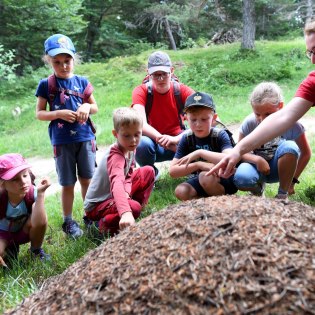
[6, 195, 315, 314]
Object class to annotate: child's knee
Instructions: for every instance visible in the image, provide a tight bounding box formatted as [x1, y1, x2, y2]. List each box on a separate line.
[175, 183, 195, 201]
[128, 199, 142, 219]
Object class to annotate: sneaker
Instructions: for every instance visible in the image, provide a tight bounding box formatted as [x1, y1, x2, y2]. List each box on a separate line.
[275, 193, 289, 203]
[83, 215, 93, 228]
[153, 166, 161, 182]
[62, 219, 83, 238]
[250, 182, 266, 197]
[30, 248, 51, 262]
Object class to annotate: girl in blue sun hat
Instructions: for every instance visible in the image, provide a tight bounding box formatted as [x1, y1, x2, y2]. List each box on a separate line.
[35, 34, 99, 239]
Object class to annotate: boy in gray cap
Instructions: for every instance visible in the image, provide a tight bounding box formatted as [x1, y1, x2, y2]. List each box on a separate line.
[169, 92, 237, 201]
[132, 51, 194, 179]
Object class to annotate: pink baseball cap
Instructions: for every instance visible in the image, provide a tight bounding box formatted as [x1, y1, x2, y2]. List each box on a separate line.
[0, 153, 31, 180]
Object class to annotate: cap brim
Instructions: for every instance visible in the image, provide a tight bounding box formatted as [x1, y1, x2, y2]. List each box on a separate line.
[148, 66, 171, 75]
[47, 48, 75, 58]
[1, 164, 31, 180]
[184, 104, 216, 112]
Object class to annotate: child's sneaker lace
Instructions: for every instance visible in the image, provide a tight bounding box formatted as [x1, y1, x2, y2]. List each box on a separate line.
[62, 219, 83, 238]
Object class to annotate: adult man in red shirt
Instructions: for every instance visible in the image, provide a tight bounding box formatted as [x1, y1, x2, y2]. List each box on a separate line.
[132, 51, 194, 177]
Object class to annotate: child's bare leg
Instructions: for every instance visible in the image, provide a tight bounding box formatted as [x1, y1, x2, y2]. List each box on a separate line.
[199, 172, 225, 196]
[61, 185, 75, 217]
[78, 176, 91, 200]
[27, 195, 48, 248]
[278, 153, 298, 193]
[175, 183, 197, 201]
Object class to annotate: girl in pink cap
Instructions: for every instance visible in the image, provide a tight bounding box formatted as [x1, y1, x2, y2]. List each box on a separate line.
[0, 153, 51, 268]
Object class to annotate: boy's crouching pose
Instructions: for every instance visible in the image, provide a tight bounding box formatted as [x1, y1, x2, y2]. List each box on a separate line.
[169, 92, 238, 201]
[84, 107, 155, 236]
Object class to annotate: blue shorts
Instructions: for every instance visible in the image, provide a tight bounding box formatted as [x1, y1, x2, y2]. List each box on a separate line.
[54, 140, 96, 186]
[186, 174, 238, 197]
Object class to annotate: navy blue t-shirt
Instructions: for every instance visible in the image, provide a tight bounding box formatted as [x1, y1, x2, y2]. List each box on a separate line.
[35, 75, 95, 145]
[175, 129, 233, 159]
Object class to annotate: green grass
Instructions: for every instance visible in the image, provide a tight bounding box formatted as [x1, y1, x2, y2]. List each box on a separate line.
[1, 38, 315, 313]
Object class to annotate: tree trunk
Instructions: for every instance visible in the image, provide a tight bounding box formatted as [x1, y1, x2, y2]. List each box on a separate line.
[241, 0, 256, 50]
[164, 18, 177, 50]
[305, 0, 313, 25]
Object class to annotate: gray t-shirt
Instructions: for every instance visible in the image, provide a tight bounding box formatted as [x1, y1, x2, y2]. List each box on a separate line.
[240, 113, 305, 160]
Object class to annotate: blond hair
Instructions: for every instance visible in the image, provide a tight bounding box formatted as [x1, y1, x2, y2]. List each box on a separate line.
[304, 21, 315, 35]
[42, 53, 81, 65]
[250, 82, 283, 107]
[113, 107, 143, 131]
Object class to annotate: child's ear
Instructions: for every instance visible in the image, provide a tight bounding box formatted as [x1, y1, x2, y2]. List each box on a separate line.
[213, 113, 218, 120]
[278, 102, 284, 109]
[112, 129, 117, 138]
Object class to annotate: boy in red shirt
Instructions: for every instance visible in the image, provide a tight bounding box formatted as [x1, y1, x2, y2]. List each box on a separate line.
[84, 107, 155, 235]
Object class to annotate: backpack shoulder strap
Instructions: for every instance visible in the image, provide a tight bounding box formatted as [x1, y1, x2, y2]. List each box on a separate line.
[47, 74, 57, 110]
[83, 82, 93, 103]
[173, 82, 185, 130]
[186, 130, 196, 152]
[24, 185, 35, 214]
[0, 189, 8, 220]
[145, 81, 153, 120]
[209, 127, 221, 152]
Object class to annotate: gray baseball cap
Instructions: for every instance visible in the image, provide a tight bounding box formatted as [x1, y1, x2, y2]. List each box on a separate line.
[148, 51, 172, 74]
[184, 92, 216, 112]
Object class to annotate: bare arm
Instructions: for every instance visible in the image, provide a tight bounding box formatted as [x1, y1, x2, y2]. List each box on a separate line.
[208, 97, 313, 178]
[293, 133, 312, 180]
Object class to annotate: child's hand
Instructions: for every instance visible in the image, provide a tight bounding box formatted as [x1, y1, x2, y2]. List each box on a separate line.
[156, 135, 177, 151]
[0, 256, 7, 267]
[176, 150, 200, 167]
[37, 177, 51, 194]
[76, 103, 91, 124]
[197, 161, 214, 172]
[59, 109, 77, 123]
[119, 211, 135, 230]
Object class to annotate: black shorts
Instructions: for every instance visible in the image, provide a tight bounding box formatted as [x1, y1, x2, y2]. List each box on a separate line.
[186, 174, 238, 197]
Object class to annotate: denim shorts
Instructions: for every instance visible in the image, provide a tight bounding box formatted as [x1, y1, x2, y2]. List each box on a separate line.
[186, 174, 238, 197]
[54, 140, 96, 186]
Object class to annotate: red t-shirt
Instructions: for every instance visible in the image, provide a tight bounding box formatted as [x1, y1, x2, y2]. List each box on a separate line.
[295, 71, 315, 105]
[132, 82, 194, 136]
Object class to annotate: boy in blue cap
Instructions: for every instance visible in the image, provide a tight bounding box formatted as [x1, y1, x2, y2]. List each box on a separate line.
[169, 92, 237, 201]
[35, 34, 98, 238]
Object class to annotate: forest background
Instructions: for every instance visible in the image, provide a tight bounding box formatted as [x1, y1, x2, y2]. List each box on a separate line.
[1, 0, 315, 312]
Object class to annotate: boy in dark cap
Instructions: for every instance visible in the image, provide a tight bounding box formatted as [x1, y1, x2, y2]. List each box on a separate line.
[169, 92, 237, 201]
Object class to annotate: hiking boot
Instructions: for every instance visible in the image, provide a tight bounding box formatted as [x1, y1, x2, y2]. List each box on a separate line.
[250, 182, 266, 197]
[62, 219, 83, 238]
[30, 248, 51, 262]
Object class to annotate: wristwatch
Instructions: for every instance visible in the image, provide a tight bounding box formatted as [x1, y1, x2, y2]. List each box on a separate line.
[292, 177, 300, 184]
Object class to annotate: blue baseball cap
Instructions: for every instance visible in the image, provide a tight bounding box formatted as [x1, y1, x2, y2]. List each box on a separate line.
[44, 34, 76, 58]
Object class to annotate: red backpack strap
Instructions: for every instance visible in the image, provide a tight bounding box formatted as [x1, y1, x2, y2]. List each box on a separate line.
[83, 82, 94, 103]
[47, 74, 57, 110]
[24, 185, 35, 214]
[0, 189, 8, 220]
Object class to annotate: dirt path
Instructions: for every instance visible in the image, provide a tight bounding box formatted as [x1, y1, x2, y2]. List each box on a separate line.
[28, 117, 314, 196]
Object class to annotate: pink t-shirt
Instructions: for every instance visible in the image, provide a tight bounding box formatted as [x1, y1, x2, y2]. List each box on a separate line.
[132, 82, 194, 136]
[295, 71, 315, 105]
